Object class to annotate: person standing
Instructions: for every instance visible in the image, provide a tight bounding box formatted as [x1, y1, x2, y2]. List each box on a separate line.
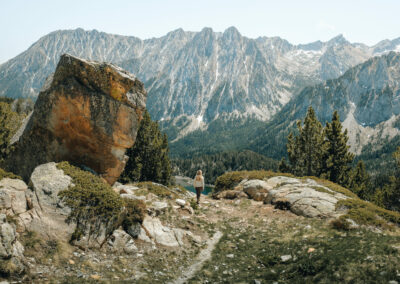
[193, 170, 204, 204]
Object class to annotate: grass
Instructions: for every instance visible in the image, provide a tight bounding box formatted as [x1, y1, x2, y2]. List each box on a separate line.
[189, 218, 400, 283]
[305, 177, 358, 198]
[336, 198, 400, 228]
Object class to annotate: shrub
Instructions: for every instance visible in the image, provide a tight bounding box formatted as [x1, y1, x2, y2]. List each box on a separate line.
[121, 199, 146, 231]
[330, 218, 350, 231]
[336, 198, 400, 228]
[57, 162, 146, 240]
[190, 198, 198, 210]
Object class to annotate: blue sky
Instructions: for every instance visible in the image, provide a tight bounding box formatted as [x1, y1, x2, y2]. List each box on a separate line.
[1, 0, 400, 64]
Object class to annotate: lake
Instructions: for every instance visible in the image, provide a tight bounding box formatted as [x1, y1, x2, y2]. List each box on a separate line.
[184, 185, 213, 195]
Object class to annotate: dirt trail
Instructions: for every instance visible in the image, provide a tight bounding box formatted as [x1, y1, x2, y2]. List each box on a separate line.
[170, 230, 223, 284]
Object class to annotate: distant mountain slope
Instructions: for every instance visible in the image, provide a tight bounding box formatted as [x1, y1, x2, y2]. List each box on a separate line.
[1, 28, 399, 140]
[250, 52, 400, 159]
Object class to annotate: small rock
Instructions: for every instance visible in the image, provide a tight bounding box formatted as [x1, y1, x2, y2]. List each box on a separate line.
[307, 248, 315, 253]
[68, 259, 75, 265]
[90, 274, 101, 280]
[227, 254, 234, 258]
[280, 255, 292, 262]
[304, 225, 312, 230]
[253, 280, 261, 284]
[175, 199, 186, 207]
[388, 281, 398, 284]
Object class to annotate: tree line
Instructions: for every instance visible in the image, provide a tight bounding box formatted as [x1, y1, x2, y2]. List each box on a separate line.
[279, 106, 399, 211]
[172, 150, 277, 184]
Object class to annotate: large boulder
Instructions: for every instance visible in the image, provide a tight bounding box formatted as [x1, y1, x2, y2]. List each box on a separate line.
[6, 54, 147, 184]
[17, 163, 75, 240]
[263, 176, 348, 218]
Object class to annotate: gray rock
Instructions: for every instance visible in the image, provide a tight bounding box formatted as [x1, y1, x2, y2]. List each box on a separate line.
[0, 178, 28, 215]
[280, 255, 292, 262]
[175, 199, 186, 207]
[148, 201, 168, 216]
[30, 162, 72, 215]
[126, 222, 141, 238]
[264, 176, 348, 218]
[114, 183, 139, 195]
[242, 180, 273, 201]
[0, 214, 26, 274]
[108, 229, 137, 254]
[120, 194, 146, 201]
[142, 217, 179, 247]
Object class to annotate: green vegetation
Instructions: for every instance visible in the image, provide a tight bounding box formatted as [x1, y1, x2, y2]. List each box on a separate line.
[135, 181, 177, 199]
[287, 106, 325, 177]
[172, 150, 278, 184]
[0, 167, 21, 180]
[336, 198, 400, 228]
[120, 110, 172, 185]
[190, 219, 400, 283]
[0, 101, 24, 165]
[213, 170, 293, 194]
[57, 162, 146, 241]
[285, 108, 354, 187]
[323, 111, 354, 185]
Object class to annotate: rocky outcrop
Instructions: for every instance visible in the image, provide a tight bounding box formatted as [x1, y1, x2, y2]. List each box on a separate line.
[0, 178, 29, 215]
[0, 214, 26, 276]
[263, 177, 349, 218]
[6, 54, 146, 184]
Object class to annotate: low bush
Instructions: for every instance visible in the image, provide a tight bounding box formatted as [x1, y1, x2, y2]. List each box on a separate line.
[57, 162, 146, 241]
[336, 198, 400, 228]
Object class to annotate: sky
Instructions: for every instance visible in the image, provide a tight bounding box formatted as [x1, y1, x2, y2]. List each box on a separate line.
[1, 0, 400, 64]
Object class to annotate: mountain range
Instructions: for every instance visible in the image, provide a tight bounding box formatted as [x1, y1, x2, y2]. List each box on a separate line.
[0, 27, 400, 159]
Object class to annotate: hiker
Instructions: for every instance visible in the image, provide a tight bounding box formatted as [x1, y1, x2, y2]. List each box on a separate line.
[193, 170, 205, 204]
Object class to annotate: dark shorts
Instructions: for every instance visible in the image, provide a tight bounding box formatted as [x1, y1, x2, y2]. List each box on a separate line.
[195, 187, 204, 193]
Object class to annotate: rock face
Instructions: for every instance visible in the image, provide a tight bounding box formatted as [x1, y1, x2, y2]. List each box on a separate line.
[0, 214, 26, 275]
[6, 54, 147, 184]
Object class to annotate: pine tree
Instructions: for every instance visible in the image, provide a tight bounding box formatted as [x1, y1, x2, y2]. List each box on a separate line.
[322, 111, 354, 186]
[278, 158, 290, 173]
[0, 102, 21, 164]
[120, 110, 172, 185]
[287, 107, 325, 176]
[349, 161, 371, 199]
[160, 133, 172, 185]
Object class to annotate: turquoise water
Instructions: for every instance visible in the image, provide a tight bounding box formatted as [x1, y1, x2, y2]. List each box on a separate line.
[184, 185, 213, 195]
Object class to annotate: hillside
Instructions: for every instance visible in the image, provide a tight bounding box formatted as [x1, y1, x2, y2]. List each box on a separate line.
[2, 167, 400, 283]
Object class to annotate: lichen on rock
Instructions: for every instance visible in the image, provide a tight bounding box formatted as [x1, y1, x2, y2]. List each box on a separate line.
[5, 54, 147, 184]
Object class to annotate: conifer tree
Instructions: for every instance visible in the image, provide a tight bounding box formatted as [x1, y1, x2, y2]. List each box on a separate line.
[0, 102, 20, 164]
[349, 160, 371, 199]
[322, 111, 354, 186]
[120, 110, 172, 185]
[160, 133, 172, 185]
[287, 106, 325, 176]
[278, 157, 290, 173]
